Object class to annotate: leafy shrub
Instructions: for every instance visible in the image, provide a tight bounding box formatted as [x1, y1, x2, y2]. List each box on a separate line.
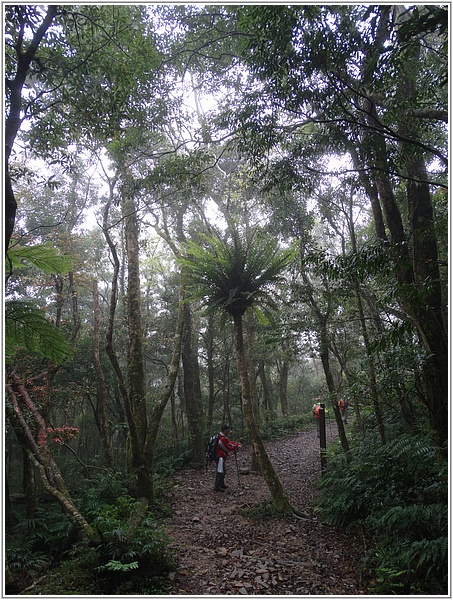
[12, 494, 175, 595]
[7, 505, 78, 578]
[317, 433, 448, 594]
[76, 469, 129, 519]
[155, 443, 193, 476]
[92, 495, 175, 594]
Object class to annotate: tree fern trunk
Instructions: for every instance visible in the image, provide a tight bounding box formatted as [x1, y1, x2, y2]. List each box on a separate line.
[233, 313, 295, 514]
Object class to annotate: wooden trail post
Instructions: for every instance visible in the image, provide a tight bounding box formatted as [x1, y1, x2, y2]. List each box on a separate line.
[319, 403, 327, 473]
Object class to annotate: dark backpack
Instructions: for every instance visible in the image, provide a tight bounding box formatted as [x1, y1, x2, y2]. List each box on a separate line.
[205, 433, 219, 467]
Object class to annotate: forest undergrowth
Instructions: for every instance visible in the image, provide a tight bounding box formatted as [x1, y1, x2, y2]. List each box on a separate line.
[7, 420, 447, 596]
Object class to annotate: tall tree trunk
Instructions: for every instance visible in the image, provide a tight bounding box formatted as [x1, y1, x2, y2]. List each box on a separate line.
[363, 8, 448, 449]
[277, 359, 290, 417]
[317, 318, 350, 454]
[92, 279, 113, 466]
[364, 6, 448, 445]
[205, 313, 216, 433]
[122, 184, 150, 498]
[221, 346, 232, 424]
[143, 282, 185, 500]
[123, 189, 147, 440]
[348, 205, 386, 444]
[182, 302, 205, 466]
[102, 191, 135, 464]
[245, 314, 260, 472]
[170, 390, 180, 451]
[299, 245, 349, 454]
[233, 313, 296, 515]
[258, 361, 274, 421]
[361, 289, 417, 433]
[395, 34, 448, 449]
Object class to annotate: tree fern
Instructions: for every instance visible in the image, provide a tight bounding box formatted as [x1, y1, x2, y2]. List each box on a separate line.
[181, 227, 297, 318]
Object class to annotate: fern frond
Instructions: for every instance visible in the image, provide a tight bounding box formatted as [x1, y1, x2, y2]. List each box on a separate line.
[97, 560, 139, 572]
[7, 242, 72, 274]
[181, 227, 297, 317]
[5, 300, 71, 364]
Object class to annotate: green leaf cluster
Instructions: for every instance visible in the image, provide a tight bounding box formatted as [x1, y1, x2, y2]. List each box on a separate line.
[92, 495, 174, 586]
[317, 433, 447, 594]
[96, 559, 138, 573]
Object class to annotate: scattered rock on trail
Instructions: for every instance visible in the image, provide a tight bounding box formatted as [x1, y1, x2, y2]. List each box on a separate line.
[165, 424, 369, 595]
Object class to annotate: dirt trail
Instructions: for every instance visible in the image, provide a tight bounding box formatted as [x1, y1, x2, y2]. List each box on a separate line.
[164, 424, 369, 595]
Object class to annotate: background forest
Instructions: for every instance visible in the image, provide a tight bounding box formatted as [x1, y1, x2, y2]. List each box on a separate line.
[4, 4, 448, 595]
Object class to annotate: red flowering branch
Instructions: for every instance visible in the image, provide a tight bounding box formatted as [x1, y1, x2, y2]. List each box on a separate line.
[47, 425, 80, 445]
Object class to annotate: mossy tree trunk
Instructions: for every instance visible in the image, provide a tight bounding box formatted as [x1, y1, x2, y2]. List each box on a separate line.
[258, 361, 275, 421]
[122, 183, 152, 500]
[278, 358, 290, 417]
[317, 317, 350, 455]
[396, 36, 447, 449]
[233, 312, 295, 515]
[205, 313, 216, 433]
[92, 278, 114, 467]
[182, 302, 205, 467]
[362, 7, 447, 450]
[143, 283, 185, 498]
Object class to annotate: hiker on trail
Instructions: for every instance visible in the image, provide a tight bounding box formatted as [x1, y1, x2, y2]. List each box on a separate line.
[313, 400, 321, 438]
[215, 424, 241, 492]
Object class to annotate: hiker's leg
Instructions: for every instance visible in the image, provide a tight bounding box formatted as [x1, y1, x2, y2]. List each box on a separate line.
[214, 458, 224, 491]
[221, 464, 227, 488]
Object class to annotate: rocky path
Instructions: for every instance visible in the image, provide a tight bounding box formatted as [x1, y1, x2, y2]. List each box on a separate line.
[164, 424, 370, 595]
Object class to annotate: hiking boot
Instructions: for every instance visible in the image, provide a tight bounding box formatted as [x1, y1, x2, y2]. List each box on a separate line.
[214, 472, 224, 492]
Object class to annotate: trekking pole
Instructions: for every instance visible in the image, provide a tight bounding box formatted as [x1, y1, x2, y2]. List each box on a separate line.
[234, 448, 240, 486]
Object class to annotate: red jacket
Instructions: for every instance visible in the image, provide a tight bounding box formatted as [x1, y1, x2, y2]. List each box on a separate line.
[216, 432, 240, 460]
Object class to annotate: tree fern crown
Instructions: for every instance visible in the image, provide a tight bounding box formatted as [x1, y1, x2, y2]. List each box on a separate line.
[181, 228, 297, 318]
